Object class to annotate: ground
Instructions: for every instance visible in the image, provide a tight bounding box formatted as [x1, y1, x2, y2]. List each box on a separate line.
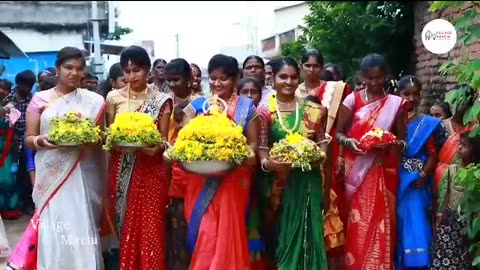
[0, 214, 30, 267]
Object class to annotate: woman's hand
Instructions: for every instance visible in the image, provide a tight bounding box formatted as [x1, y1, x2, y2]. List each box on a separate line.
[38, 135, 59, 150]
[141, 142, 165, 157]
[345, 138, 364, 155]
[267, 159, 293, 177]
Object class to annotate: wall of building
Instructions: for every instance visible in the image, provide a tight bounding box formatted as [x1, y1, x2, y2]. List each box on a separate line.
[273, 2, 309, 35]
[414, 1, 480, 112]
[2, 28, 85, 53]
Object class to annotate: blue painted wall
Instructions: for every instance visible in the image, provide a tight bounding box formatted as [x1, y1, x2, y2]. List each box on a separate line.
[0, 51, 57, 93]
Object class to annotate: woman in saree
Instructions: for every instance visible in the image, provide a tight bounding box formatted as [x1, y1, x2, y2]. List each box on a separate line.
[243, 55, 275, 108]
[257, 57, 330, 270]
[434, 85, 476, 212]
[431, 132, 480, 269]
[103, 46, 172, 270]
[336, 54, 407, 270]
[8, 46, 106, 269]
[182, 54, 258, 270]
[165, 58, 196, 270]
[0, 79, 21, 219]
[394, 76, 446, 269]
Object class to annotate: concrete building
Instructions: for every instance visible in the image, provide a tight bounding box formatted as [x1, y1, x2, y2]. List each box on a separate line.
[0, 1, 123, 84]
[413, 1, 480, 112]
[261, 1, 309, 59]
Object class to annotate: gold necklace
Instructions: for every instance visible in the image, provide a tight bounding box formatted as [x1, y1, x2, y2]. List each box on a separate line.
[127, 85, 149, 112]
[276, 97, 300, 134]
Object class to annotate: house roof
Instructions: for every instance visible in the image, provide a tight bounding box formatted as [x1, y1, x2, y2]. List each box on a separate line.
[0, 30, 27, 59]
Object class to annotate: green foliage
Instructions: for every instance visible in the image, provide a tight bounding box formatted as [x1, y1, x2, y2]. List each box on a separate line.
[433, 1, 480, 267]
[279, 1, 415, 82]
[111, 26, 133, 41]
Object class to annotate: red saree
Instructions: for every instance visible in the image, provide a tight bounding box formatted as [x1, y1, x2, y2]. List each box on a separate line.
[343, 92, 407, 270]
[103, 92, 172, 270]
[182, 95, 255, 270]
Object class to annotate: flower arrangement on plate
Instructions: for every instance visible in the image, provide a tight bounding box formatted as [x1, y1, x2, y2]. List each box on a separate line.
[359, 127, 396, 151]
[103, 112, 162, 150]
[48, 110, 101, 146]
[166, 96, 252, 175]
[269, 132, 327, 172]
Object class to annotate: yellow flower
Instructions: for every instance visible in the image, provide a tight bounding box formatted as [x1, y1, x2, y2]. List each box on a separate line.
[286, 132, 304, 145]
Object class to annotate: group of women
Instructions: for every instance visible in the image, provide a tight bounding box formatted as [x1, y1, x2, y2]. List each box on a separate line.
[3, 43, 479, 270]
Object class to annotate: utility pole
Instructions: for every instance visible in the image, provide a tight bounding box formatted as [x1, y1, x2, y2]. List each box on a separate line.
[91, 1, 104, 79]
[175, 34, 179, 58]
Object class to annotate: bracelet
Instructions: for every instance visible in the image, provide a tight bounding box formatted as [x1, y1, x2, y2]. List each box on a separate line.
[399, 140, 407, 152]
[258, 146, 270, 150]
[261, 158, 271, 172]
[419, 170, 426, 178]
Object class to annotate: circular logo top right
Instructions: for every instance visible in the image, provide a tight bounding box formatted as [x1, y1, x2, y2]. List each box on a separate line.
[421, 19, 458, 54]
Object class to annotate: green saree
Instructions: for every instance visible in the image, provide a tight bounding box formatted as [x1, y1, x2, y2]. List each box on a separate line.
[260, 101, 328, 270]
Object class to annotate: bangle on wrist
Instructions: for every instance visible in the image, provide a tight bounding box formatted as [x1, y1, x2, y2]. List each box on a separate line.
[33, 136, 43, 149]
[261, 158, 271, 172]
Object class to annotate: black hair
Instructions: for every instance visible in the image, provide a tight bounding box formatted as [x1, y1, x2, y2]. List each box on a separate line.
[397, 75, 421, 93]
[85, 72, 98, 81]
[321, 69, 335, 81]
[37, 70, 51, 80]
[242, 55, 265, 69]
[432, 99, 452, 118]
[272, 57, 300, 76]
[55, 47, 86, 67]
[15, 70, 36, 88]
[305, 95, 321, 104]
[301, 48, 324, 68]
[324, 63, 345, 81]
[0, 79, 12, 92]
[152, 58, 167, 69]
[236, 77, 263, 95]
[360, 53, 390, 75]
[460, 132, 480, 164]
[165, 58, 192, 80]
[266, 60, 275, 67]
[207, 54, 239, 79]
[354, 71, 364, 84]
[120, 45, 151, 70]
[42, 76, 57, 90]
[109, 63, 123, 81]
[45, 67, 56, 75]
[190, 63, 201, 75]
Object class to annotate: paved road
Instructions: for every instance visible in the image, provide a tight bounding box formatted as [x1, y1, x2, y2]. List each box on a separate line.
[0, 215, 30, 268]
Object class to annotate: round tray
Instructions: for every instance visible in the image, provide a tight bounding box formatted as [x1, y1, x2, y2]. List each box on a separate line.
[52, 141, 82, 147]
[115, 142, 152, 148]
[180, 160, 235, 176]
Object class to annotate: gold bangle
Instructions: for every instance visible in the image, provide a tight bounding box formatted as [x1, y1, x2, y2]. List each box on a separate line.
[261, 158, 271, 172]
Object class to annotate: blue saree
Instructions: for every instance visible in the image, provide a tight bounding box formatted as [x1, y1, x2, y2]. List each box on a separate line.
[396, 115, 444, 269]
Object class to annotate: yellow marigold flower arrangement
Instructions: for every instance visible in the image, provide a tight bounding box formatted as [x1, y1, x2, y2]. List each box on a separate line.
[103, 112, 162, 150]
[169, 110, 251, 164]
[270, 132, 326, 171]
[48, 110, 101, 145]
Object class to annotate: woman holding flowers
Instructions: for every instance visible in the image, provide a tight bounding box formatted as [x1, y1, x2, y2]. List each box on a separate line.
[164, 58, 195, 270]
[257, 57, 330, 270]
[395, 76, 446, 269]
[103, 46, 172, 270]
[10, 47, 106, 269]
[182, 54, 258, 270]
[336, 54, 407, 270]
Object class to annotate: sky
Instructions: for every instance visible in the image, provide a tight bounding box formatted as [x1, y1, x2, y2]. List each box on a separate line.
[115, 1, 303, 68]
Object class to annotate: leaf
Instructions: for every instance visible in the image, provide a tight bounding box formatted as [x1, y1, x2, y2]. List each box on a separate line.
[473, 256, 480, 266]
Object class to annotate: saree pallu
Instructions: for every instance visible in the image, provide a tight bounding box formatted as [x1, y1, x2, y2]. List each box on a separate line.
[343, 93, 406, 270]
[261, 101, 328, 270]
[104, 91, 172, 270]
[183, 95, 256, 270]
[396, 115, 442, 269]
[8, 89, 106, 270]
[316, 82, 351, 256]
[0, 121, 20, 219]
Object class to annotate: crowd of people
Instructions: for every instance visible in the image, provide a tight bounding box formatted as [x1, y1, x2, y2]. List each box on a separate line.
[0, 44, 478, 270]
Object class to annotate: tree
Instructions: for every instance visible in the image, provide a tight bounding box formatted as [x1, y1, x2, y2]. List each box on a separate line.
[280, 1, 415, 83]
[429, 1, 480, 267]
